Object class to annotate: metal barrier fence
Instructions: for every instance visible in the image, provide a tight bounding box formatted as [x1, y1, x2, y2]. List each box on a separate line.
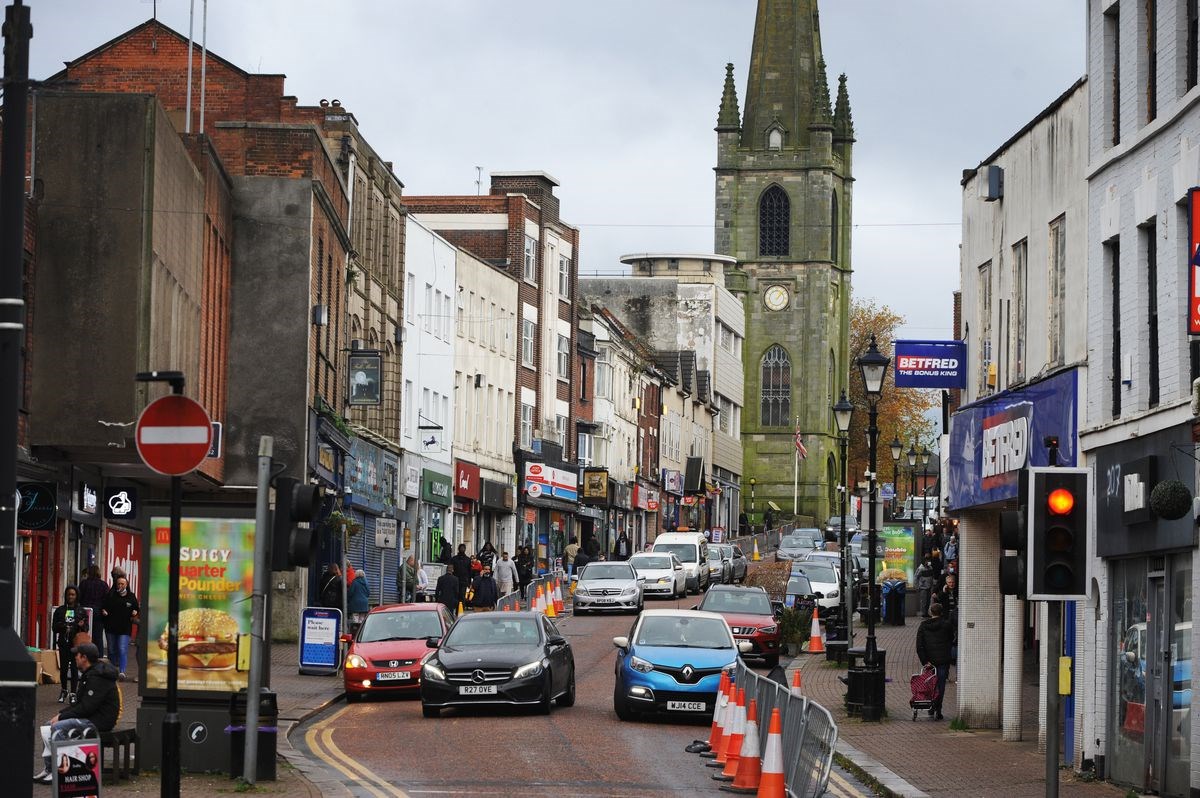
[730, 658, 837, 798]
[495, 570, 567, 612]
[727, 523, 789, 559]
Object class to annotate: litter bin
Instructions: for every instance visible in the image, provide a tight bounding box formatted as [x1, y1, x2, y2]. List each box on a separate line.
[228, 688, 278, 781]
[882, 579, 906, 625]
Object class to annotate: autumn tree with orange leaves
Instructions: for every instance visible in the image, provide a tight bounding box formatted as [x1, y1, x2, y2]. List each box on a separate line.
[842, 299, 939, 505]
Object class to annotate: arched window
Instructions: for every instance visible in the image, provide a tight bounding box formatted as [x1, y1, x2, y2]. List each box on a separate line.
[830, 189, 839, 263]
[767, 128, 783, 150]
[760, 345, 792, 427]
[759, 186, 790, 257]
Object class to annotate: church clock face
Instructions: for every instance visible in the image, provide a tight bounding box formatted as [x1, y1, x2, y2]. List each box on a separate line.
[763, 284, 790, 312]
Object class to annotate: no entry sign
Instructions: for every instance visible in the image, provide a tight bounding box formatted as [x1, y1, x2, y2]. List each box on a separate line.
[136, 395, 213, 476]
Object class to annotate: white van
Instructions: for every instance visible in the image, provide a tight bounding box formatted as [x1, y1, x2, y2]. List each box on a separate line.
[651, 532, 710, 594]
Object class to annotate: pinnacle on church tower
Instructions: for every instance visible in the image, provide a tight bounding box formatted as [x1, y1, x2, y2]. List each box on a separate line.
[809, 58, 833, 131]
[834, 73, 855, 140]
[717, 62, 742, 131]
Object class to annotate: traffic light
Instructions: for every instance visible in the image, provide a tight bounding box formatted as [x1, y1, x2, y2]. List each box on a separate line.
[1027, 466, 1089, 601]
[271, 477, 325, 570]
[998, 511, 1025, 597]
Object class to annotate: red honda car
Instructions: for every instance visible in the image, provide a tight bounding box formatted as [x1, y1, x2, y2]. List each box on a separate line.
[343, 603, 455, 701]
[696, 584, 781, 668]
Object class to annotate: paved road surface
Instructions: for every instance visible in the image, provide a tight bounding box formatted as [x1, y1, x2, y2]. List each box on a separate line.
[294, 591, 873, 797]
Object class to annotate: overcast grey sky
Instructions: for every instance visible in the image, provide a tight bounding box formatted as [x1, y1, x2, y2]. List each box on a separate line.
[30, 1, 1085, 342]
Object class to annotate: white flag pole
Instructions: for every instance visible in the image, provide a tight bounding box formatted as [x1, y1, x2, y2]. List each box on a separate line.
[793, 419, 799, 516]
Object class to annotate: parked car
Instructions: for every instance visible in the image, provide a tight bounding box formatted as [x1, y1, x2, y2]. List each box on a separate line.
[775, 529, 822, 561]
[420, 611, 575, 716]
[712, 543, 748, 583]
[628, 552, 687, 599]
[1118, 620, 1191, 740]
[697, 585, 780, 668]
[343, 603, 455, 702]
[573, 561, 644, 615]
[651, 532, 711, 594]
[824, 515, 861, 542]
[705, 547, 733, 585]
[612, 609, 750, 721]
[791, 559, 840, 617]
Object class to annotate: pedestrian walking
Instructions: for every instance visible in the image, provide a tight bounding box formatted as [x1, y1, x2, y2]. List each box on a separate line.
[612, 532, 631, 561]
[99, 576, 138, 680]
[437, 535, 453, 566]
[515, 546, 534, 596]
[31, 642, 120, 784]
[414, 559, 430, 602]
[493, 550, 518, 596]
[915, 558, 935, 617]
[573, 547, 591, 572]
[450, 544, 473, 605]
[319, 563, 344, 610]
[564, 537, 580, 575]
[398, 555, 417, 603]
[943, 529, 958, 567]
[763, 509, 774, 532]
[915, 603, 955, 721]
[478, 541, 497, 571]
[584, 535, 601, 558]
[435, 569, 460, 616]
[77, 566, 108, 661]
[347, 565, 370, 633]
[52, 586, 89, 703]
[472, 567, 499, 611]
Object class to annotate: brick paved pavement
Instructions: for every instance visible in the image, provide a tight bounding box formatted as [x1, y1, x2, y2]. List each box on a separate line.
[29, 639, 343, 796]
[789, 620, 1131, 798]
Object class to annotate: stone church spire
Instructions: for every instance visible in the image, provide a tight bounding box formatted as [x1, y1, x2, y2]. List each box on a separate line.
[740, 0, 824, 150]
[809, 58, 833, 131]
[834, 73, 855, 140]
[716, 63, 741, 131]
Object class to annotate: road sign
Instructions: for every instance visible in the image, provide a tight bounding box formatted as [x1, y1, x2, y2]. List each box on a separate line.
[375, 518, 397, 549]
[136, 395, 213, 476]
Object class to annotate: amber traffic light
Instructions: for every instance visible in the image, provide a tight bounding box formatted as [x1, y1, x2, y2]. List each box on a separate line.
[1028, 467, 1089, 601]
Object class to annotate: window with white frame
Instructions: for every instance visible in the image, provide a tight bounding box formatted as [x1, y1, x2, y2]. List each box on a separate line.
[555, 414, 568, 446]
[406, 274, 415, 323]
[577, 431, 593, 466]
[557, 335, 570, 379]
[523, 236, 538, 283]
[489, 303, 497, 349]
[456, 288, 465, 337]
[522, 319, 536, 368]
[559, 255, 571, 298]
[1011, 240, 1027, 384]
[423, 284, 433, 332]
[442, 293, 451, 341]
[596, 347, 612, 398]
[520, 402, 534, 449]
[719, 323, 734, 353]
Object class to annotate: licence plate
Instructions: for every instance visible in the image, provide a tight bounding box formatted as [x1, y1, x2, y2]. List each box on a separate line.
[667, 700, 706, 712]
[376, 671, 411, 681]
[594, 598, 615, 604]
[458, 685, 497, 695]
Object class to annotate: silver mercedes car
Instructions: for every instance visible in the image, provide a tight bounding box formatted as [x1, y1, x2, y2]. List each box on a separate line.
[573, 561, 644, 615]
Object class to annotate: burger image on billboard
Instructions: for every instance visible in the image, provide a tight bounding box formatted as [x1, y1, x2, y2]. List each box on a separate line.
[162, 607, 240, 670]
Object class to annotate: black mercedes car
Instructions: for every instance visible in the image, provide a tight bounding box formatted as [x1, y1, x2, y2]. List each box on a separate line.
[420, 611, 576, 717]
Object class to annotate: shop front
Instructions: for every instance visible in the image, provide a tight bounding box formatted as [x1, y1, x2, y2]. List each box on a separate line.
[17, 481, 59, 648]
[1092, 422, 1194, 796]
[71, 470, 103, 583]
[712, 468, 740, 537]
[344, 437, 401, 605]
[421, 468, 453, 566]
[520, 461, 577, 574]
[661, 469, 684, 534]
[632, 482, 660, 549]
[454, 460, 481, 551]
[479, 476, 515, 554]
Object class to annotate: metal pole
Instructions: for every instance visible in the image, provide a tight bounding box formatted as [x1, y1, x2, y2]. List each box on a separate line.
[839, 433, 850, 645]
[1046, 601, 1061, 798]
[793, 444, 798, 516]
[0, 3, 36, 796]
[865, 397, 879, 665]
[163, 473, 182, 798]
[242, 436, 273, 784]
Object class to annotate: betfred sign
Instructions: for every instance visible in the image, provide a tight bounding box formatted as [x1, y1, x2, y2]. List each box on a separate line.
[894, 340, 967, 389]
[1189, 187, 1200, 334]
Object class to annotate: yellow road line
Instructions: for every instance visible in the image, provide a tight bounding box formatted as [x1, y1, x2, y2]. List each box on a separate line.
[304, 707, 408, 798]
[825, 768, 863, 797]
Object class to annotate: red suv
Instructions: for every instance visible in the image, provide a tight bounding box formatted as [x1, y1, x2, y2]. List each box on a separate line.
[343, 603, 455, 702]
[697, 585, 780, 668]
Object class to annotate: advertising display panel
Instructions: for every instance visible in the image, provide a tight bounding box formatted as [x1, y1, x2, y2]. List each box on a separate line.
[146, 516, 254, 693]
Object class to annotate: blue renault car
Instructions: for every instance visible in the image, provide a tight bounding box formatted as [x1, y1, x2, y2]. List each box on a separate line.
[612, 609, 750, 721]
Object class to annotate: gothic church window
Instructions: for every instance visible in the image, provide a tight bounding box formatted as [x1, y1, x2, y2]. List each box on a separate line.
[760, 344, 792, 427]
[767, 128, 783, 150]
[759, 186, 790, 257]
[830, 190, 839, 263]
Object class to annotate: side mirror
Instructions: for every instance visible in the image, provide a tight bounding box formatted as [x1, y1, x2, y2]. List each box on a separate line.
[425, 636, 441, 649]
[814, 592, 825, 599]
[773, 607, 783, 620]
[737, 640, 753, 653]
[674, 564, 683, 571]
[549, 635, 567, 646]
[612, 636, 629, 651]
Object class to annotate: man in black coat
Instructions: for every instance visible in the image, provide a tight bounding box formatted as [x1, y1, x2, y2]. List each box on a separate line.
[450, 544, 473, 605]
[915, 603, 955, 720]
[435, 569, 460, 616]
[33, 643, 120, 784]
[318, 563, 344, 609]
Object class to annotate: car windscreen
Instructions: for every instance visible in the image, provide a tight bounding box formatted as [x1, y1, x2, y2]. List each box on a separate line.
[635, 615, 732, 649]
[653, 543, 697, 563]
[443, 616, 541, 647]
[700, 590, 772, 615]
[706, 549, 724, 561]
[779, 536, 807, 549]
[794, 562, 837, 583]
[581, 562, 636, 580]
[786, 576, 815, 595]
[630, 556, 671, 570]
[358, 611, 444, 643]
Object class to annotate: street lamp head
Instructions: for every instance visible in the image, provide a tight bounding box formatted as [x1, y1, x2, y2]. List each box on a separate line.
[749, 477, 756, 486]
[890, 436, 902, 463]
[907, 444, 918, 467]
[857, 334, 890, 397]
[833, 390, 854, 434]
[920, 446, 932, 467]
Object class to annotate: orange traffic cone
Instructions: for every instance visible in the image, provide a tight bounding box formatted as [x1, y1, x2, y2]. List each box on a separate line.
[545, 584, 558, 618]
[457, 601, 465, 616]
[807, 613, 825, 654]
[790, 669, 803, 695]
[699, 673, 731, 759]
[716, 696, 754, 781]
[553, 579, 565, 613]
[688, 670, 728, 754]
[721, 699, 762, 793]
[756, 708, 785, 798]
[709, 688, 744, 768]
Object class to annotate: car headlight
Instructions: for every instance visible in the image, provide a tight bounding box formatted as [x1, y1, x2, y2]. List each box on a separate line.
[758, 625, 777, 635]
[345, 654, 368, 669]
[513, 658, 547, 679]
[629, 655, 654, 673]
[826, 590, 839, 599]
[622, 585, 638, 595]
[421, 660, 446, 681]
[658, 577, 670, 584]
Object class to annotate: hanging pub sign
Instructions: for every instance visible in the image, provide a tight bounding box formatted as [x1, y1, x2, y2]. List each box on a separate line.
[894, 340, 967, 389]
[348, 351, 383, 406]
[103, 486, 138, 521]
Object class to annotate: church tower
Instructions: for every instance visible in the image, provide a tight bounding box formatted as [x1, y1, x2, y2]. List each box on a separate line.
[717, 0, 853, 524]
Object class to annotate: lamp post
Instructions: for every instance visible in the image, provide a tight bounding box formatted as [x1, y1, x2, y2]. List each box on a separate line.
[920, 445, 932, 528]
[889, 437, 901, 518]
[749, 477, 756, 513]
[855, 334, 889, 721]
[832, 391, 854, 646]
[906, 444, 917, 519]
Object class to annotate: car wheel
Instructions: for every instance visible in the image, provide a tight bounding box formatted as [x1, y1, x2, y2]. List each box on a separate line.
[537, 673, 553, 715]
[422, 704, 440, 718]
[613, 684, 637, 721]
[676, 583, 686, 600]
[556, 667, 576, 707]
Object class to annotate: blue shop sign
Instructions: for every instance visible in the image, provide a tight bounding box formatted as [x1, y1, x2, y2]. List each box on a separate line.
[894, 340, 967, 389]
[947, 369, 1077, 509]
[347, 437, 398, 514]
